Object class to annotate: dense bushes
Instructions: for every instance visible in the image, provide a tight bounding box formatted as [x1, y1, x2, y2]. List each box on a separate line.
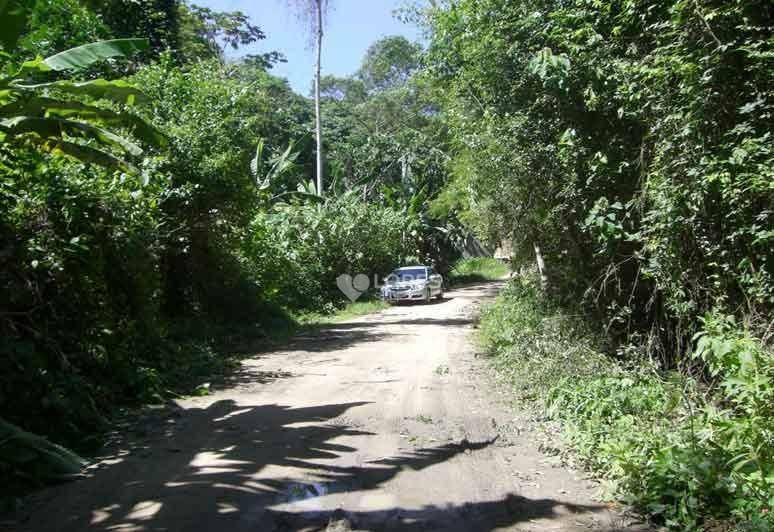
[244, 193, 411, 310]
[0, 143, 413, 451]
[480, 276, 774, 530]
[479, 275, 610, 402]
[0, 52, 427, 449]
[549, 318, 774, 530]
[0, 0, 460, 501]
[129, 57, 311, 319]
[425, 1, 773, 526]
[1, 53, 306, 454]
[1, 147, 165, 445]
[425, 0, 774, 356]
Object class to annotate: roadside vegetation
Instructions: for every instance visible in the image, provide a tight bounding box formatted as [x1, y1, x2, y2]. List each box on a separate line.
[448, 257, 509, 285]
[480, 275, 773, 530]
[420, 0, 773, 528]
[0, 0, 462, 500]
[296, 298, 390, 326]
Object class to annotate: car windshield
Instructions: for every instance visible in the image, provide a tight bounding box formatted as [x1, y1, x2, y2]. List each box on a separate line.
[388, 268, 427, 282]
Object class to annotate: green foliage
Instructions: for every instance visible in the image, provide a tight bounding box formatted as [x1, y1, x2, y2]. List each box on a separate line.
[426, 3, 774, 524]
[76, 0, 278, 66]
[316, 35, 462, 272]
[251, 138, 302, 194]
[548, 322, 774, 529]
[0, 10, 297, 492]
[130, 57, 313, 319]
[479, 275, 610, 402]
[41, 38, 148, 70]
[1, 36, 170, 486]
[80, 0, 181, 59]
[244, 192, 412, 310]
[0, 0, 32, 51]
[357, 36, 422, 92]
[2, 146, 164, 436]
[297, 298, 390, 326]
[0, 37, 160, 171]
[0, 418, 86, 494]
[424, 0, 774, 355]
[177, 3, 281, 66]
[425, 2, 774, 525]
[448, 257, 508, 285]
[321, 37, 450, 198]
[1, 0, 455, 502]
[16, 0, 110, 59]
[480, 278, 774, 529]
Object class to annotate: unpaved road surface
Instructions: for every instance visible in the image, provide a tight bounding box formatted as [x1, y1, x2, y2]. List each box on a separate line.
[14, 282, 644, 532]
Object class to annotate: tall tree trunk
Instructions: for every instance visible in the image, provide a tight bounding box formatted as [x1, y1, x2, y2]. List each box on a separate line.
[533, 241, 549, 290]
[314, 0, 323, 196]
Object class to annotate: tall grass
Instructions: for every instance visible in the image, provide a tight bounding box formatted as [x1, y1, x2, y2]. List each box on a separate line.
[295, 297, 390, 326]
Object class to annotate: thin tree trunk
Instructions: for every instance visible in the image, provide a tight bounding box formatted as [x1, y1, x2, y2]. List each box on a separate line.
[533, 241, 549, 290]
[314, 0, 323, 196]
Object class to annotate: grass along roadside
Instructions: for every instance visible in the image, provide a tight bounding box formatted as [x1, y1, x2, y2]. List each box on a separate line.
[448, 257, 510, 285]
[478, 275, 774, 531]
[294, 297, 390, 326]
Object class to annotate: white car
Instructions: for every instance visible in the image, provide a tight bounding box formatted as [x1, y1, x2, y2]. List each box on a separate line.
[381, 266, 443, 303]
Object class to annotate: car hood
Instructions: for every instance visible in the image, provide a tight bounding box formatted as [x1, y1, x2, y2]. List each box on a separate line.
[384, 280, 427, 289]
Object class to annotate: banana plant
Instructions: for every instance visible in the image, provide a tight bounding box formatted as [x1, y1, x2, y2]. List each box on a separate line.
[0, 417, 86, 483]
[250, 138, 323, 204]
[251, 138, 301, 190]
[0, 2, 165, 172]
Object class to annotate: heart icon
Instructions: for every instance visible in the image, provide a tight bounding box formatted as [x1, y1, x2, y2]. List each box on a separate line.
[336, 273, 369, 302]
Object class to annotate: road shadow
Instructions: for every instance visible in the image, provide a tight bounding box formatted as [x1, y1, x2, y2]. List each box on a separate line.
[386, 295, 450, 306]
[449, 282, 504, 296]
[284, 330, 404, 353]
[330, 317, 475, 328]
[266, 494, 605, 531]
[9, 399, 602, 532]
[196, 313, 478, 394]
[211, 368, 297, 391]
[208, 332, 402, 391]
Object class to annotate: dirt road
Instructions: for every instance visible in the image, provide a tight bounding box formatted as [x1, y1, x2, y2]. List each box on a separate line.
[15, 282, 642, 532]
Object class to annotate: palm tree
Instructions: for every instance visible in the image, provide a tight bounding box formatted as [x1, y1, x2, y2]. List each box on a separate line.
[286, 0, 329, 196]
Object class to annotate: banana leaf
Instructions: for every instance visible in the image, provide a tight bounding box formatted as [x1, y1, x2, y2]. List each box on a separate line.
[43, 39, 149, 72]
[0, 418, 86, 481]
[0, 96, 167, 147]
[45, 139, 137, 173]
[11, 79, 149, 105]
[1, 116, 143, 157]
